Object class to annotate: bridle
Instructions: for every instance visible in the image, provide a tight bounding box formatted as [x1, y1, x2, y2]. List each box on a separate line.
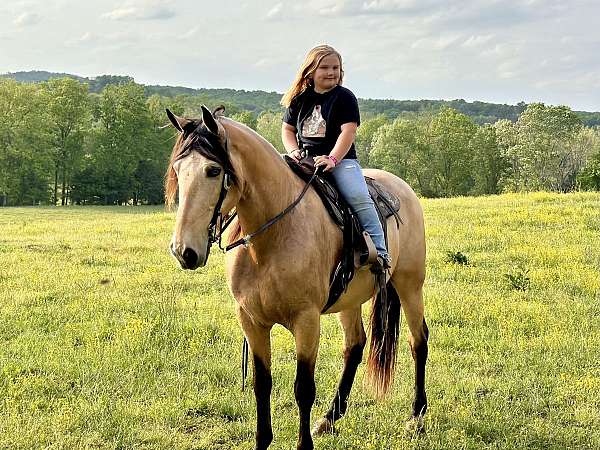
[207, 168, 236, 253]
[204, 131, 236, 256]
[202, 125, 319, 256]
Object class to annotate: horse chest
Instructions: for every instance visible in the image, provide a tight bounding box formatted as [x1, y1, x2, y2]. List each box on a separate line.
[227, 254, 329, 323]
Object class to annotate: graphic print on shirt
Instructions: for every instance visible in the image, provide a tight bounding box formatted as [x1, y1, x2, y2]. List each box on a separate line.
[302, 105, 326, 138]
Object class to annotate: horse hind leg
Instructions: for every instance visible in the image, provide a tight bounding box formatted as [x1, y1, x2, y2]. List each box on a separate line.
[312, 307, 366, 437]
[392, 275, 429, 433]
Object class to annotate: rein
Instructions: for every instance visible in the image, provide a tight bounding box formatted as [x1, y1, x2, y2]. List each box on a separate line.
[201, 127, 320, 392]
[211, 163, 321, 253]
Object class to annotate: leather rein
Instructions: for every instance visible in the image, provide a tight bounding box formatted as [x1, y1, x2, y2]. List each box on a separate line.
[206, 134, 319, 254]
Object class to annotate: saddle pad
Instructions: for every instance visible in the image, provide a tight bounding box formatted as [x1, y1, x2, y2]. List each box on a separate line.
[365, 177, 402, 228]
[284, 156, 401, 229]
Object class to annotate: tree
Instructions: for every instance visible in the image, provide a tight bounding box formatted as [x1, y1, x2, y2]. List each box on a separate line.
[78, 82, 154, 204]
[231, 110, 258, 130]
[369, 118, 420, 183]
[576, 128, 600, 190]
[503, 103, 583, 191]
[493, 119, 519, 192]
[470, 125, 509, 195]
[426, 108, 477, 197]
[44, 77, 89, 205]
[139, 95, 184, 204]
[356, 114, 388, 167]
[256, 111, 284, 152]
[0, 79, 51, 205]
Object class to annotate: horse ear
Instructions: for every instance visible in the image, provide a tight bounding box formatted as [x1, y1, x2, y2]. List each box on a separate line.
[201, 105, 219, 135]
[166, 109, 191, 133]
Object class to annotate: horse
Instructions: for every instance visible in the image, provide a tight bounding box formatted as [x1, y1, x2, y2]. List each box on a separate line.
[165, 106, 429, 450]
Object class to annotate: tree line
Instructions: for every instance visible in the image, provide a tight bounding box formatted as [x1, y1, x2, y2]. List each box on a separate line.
[1, 77, 599, 206]
[1, 78, 180, 206]
[5, 71, 600, 127]
[232, 105, 600, 197]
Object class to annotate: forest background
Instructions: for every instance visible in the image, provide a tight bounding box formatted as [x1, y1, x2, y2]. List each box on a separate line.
[2, 71, 600, 206]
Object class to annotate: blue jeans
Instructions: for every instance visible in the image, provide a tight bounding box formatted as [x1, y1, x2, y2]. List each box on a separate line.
[331, 159, 388, 257]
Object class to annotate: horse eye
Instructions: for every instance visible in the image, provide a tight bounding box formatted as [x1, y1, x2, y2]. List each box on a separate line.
[206, 166, 222, 178]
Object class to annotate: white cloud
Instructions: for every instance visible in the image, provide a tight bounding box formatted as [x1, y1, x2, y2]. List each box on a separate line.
[434, 34, 461, 50]
[253, 58, 276, 68]
[574, 71, 600, 90]
[67, 32, 95, 46]
[462, 34, 494, 48]
[176, 26, 200, 40]
[560, 54, 575, 63]
[560, 36, 574, 44]
[480, 43, 514, 58]
[102, 1, 175, 21]
[497, 59, 521, 79]
[13, 12, 40, 26]
[410, 34, 461, 50]
[266, 3, 283, 19]
[102, 7, 137, 20]
[67, 30, 141, 51]
[312, 0, 348, 16]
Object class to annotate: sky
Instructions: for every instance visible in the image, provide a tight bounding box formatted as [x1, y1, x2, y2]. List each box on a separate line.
[1, 0, 599, 111]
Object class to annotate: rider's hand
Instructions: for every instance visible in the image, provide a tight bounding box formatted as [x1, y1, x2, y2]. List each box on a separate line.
[314, 155, 336, 172]
[288, 149, 302, 162]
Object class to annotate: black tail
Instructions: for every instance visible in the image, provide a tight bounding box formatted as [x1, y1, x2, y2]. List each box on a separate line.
[366, 276, 401, 398]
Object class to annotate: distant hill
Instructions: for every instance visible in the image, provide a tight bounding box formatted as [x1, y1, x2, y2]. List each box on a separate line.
[1, 71, 135, 95]
[1, 70, 88, 84]
[2, 70, 599, 126]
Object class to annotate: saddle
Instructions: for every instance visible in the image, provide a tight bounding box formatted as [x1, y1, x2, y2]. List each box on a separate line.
[284, 155, 402, 312]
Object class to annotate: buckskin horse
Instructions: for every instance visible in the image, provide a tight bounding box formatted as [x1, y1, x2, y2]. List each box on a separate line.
[165, 106, 429, 450]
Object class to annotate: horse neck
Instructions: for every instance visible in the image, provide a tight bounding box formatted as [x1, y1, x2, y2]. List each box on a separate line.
[226, 122, 305, 235]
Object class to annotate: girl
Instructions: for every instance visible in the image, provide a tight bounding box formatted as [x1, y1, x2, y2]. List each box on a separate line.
[281, 44, 390, 269]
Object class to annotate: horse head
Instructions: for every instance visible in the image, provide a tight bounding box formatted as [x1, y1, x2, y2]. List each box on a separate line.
[165, 105, 239, 269]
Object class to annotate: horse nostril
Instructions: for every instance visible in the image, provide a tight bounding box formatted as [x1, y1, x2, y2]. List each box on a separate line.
[182, 248, 199, 269]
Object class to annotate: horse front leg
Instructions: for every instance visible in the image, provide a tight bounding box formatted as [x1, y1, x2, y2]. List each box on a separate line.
[292, 310, 321, 450]
[312, 307, 366, 436]
[238, 310, 273, 450]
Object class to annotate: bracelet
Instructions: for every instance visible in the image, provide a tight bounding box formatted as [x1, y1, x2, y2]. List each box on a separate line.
[327, 155, 338, 166]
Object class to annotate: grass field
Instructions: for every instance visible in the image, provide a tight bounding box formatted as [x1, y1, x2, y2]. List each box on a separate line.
[1, 192, 599, 449]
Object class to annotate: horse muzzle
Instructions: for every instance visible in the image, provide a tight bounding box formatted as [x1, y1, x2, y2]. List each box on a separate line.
[170, 241, 209, 270]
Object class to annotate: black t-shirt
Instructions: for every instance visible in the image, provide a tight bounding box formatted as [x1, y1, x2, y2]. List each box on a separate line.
[283, 85, 360, 159]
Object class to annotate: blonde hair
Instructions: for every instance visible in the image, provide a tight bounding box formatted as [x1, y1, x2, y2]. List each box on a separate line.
[280, 45, 344, 108]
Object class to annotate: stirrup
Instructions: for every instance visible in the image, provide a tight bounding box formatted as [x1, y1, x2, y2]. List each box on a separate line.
[354, 231, 378, 268]
[370, 254, 391, 274]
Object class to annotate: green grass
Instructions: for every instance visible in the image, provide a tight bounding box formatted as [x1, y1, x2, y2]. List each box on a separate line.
[0, 192, 599, 449]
